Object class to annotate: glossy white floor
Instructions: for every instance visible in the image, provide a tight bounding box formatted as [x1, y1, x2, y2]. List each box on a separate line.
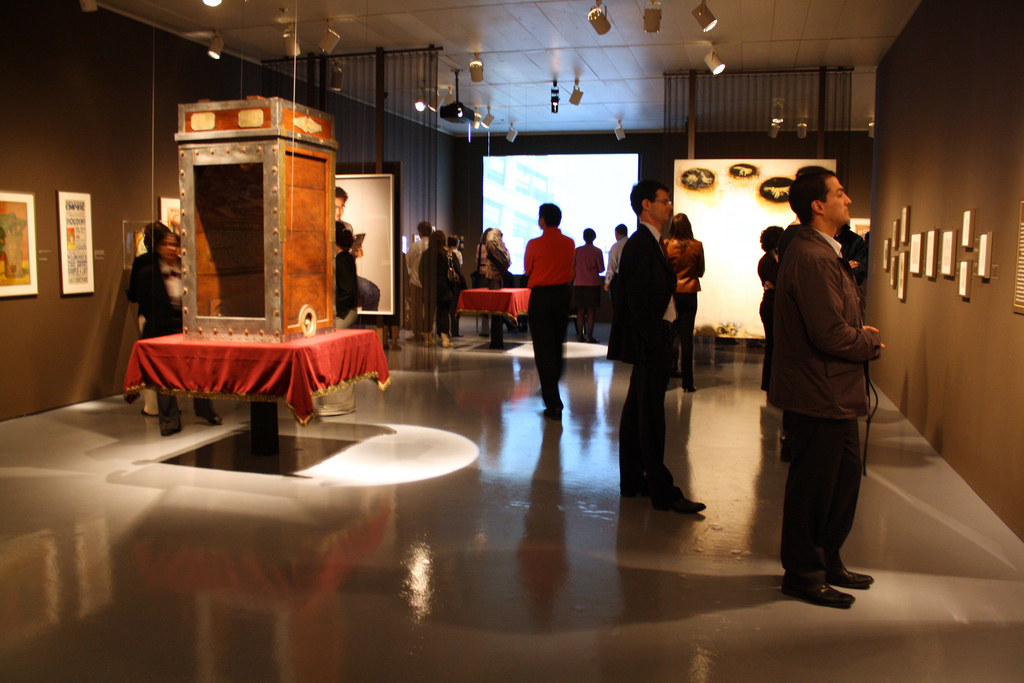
[1, 326, 1023, 682]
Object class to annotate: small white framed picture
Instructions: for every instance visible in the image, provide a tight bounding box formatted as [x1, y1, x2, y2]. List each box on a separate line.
[958, 260, 972, 298]
[909, 233, 922, 275]
[924, 230, 937, 279]
[897, 251, 907, 301]
[962, 209, 974, 248]
[977, 232, 992, 278]
[882, 239, 891, 270]
[900, 206, 910, 244]
[940, 230, 956, 277]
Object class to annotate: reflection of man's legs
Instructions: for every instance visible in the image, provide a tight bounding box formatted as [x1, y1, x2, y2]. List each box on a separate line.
[488, 276, 504, 348]
[781, 413, 861, 584]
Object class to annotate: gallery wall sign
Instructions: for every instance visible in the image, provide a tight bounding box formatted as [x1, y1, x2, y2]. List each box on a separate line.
[0, 190, 38, 297]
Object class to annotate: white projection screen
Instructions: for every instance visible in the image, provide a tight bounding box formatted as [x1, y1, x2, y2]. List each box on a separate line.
[673, 158, 836, 339]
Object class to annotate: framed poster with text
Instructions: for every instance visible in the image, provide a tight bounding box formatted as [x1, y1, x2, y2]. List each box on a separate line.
[0, 191, 38, 297]
[58, 191, 94, 294]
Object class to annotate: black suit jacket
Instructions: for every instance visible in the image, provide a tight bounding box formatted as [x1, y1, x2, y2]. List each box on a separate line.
[607, 224, 676, 364]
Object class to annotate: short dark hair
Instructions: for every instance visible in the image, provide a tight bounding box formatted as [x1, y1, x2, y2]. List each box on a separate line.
[335, 186, 348, 201]
[583, 228, 596, 243]
[630, 179, 669, 216]
[669, 213, 694, 241]
[614, 223, 628, 237]
[789, 169, 837, 225]
[538, 203, 561, 227]
[336, 225, 354, 250]
[760, 225, 784, 253]
[416, 221, 433, 237]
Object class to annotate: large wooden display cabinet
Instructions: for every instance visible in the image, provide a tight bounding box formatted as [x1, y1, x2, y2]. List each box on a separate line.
[175, 97, 337, 342]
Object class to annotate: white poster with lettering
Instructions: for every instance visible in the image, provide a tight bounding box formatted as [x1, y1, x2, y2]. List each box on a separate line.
[58, 191, 94, 294]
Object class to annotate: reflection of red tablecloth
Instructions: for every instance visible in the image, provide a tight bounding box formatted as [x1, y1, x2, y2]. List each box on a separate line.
[124, 331, 390, 425]
[457, 288, 530, 323]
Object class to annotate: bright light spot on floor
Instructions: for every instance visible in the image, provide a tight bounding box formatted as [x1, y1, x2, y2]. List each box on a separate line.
[506, 339, 608, 359]
[297, 424, 478, 485]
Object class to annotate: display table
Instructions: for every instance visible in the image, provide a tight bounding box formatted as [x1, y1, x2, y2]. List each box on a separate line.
[124, 330, 390, 454]
[457, 288, 530, 349]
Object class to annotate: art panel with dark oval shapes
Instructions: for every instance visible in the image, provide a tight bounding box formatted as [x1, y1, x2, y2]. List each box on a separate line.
[729, 163, 758, 179]
[759, 177, 793, 203]
[680, 167, 716, 192]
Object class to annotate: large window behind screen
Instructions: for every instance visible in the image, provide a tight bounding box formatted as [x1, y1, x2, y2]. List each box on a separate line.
[482, 154, 639, 274]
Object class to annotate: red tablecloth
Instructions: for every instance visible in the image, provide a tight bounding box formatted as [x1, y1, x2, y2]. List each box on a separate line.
[456, 288, 531, 323]
[124, 330, 390, 425]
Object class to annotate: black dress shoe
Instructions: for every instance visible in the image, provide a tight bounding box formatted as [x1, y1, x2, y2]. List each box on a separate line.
[160, 426, 181, 437]
[826, 568, 874, 589]
[781, 581, 855, 608]
[652, 497, 706, 514]
[586, 337, 599, 344]
[683, 386, 697, 393]
[199, 413, 222, 426]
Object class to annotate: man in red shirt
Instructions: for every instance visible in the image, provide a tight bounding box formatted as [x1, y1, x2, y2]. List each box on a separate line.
[524, 203, 575, 421]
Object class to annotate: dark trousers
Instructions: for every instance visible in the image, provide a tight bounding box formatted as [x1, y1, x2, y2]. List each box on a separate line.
[158, 394, 215, 434]
[671, 292, 698, 388]
[618, 325, 681, 505]
[488, 277, 504, 348]
[436, 296, 453, 335]
[781, 412, 862, 583]
[528, 284, 572, 414]
[759, 299, 774, 392]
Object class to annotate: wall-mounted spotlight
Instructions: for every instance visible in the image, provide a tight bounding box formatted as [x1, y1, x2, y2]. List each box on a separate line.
[482, 106, 495, 128]
[569, 79, 583, 105]
[319, 20, 340, 54]
[472, 112, 482, 130]
[796, 122, 808, 139]
[470, 53, 484, 83]
[203, 0, 222, 6]
[506, 124, 518, 143]
[207, 31, 223, 59]
[330, 64, 343, 92]
[614, 121, 625, 141]
[588, 1, 611, 36]
[768, 122, 781, 138]
[551, 81, 560, 114]
[283, 23, 300, 57]
[704, 47, 725, 75]
[692, 2, 717, 32]
[771, 98, 784, 125]
[644, 2, 662, 34]
[415, 90, 428, 112]
[868, 121, 875, 138]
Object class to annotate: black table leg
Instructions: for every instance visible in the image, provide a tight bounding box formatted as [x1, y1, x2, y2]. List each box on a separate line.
[489, 314, 505, 349]
[250, 402, 280, 456]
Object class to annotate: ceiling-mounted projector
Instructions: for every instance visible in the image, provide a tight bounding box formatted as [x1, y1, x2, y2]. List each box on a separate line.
[439, 68, 474, 124]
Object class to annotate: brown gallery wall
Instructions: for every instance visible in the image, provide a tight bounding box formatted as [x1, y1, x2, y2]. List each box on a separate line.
[870, 0, 1024, 538]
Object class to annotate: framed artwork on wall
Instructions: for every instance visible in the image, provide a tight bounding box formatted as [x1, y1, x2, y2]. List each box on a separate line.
[335, 173, 396, 317]
[897, 251, 907, 301]
[882, 239, 891, 270]
[1015, 202, 1024, 314]
[891, 219, 899, 247]
[900, 206, 910, 244]
[909, 233, 922, 275]
[940, 230, 956, 277]
[0, 190, 38, 297]
[890, 253, 897, 287]
[58, 191, 94, 295]
[924, 230, 937, 278]
[958, 260, 972, 298]
[160, 197, 181, 233]
[962, 209, 974, 249]
[977, 233, 992, 279]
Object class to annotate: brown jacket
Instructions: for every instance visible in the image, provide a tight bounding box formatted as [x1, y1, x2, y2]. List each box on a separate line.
[663, 238, 704, 293]
[767, 226, 881, 419]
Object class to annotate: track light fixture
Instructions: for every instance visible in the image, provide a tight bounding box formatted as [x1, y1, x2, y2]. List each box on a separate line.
[588, 1, 611, 36]
[203, 0, 222, 6]
[319, 20, 340, 53]
[768, 122, 780, 138]
[470, 53, 484, 83]
[614, 121, 625, 141]
[692, 2, 717, 32]
[551, 81, 559, 114]
[482, 106, 495, 128]
[644, 2, 662, 34]
[704, 47, 725, 75]
[771, 99, 784, 125]
[472, 112, 482, 129]
[868, 121, 875, 138]
[796, 122, 808, 139]
[283, 24, 300, 58]
[569, 79, 584, 105]
[329, 64, 343, 92]
[506, 124, 518, 143]
[207, 31, 223, 59]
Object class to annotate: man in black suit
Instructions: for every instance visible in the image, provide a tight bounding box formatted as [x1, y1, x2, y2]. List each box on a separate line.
[607, 180, 705, 514]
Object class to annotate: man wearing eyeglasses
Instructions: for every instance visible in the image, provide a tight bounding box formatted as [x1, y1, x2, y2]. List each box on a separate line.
[608, 180, 705, 514]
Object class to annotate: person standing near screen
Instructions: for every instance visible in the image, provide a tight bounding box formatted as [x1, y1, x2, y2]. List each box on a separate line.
[573, 228, 605, 343]
[604, 223, 628, 292]
[524, 203, 575, 421]
[608, 180, 705, 514]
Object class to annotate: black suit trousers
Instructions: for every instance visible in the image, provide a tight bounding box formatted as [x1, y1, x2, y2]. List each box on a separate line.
[529, 284, 572, 413]
[618, 324, 680, 504]
[780, 412, 862, 583]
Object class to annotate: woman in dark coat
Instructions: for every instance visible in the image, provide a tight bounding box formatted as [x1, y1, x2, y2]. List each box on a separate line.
[419, 229, 463, 348]
[134, 227, 220, 435]
[758, 225, 785, 392]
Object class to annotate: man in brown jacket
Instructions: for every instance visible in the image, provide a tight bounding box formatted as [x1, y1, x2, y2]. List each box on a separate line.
[768, 169, 883, 608]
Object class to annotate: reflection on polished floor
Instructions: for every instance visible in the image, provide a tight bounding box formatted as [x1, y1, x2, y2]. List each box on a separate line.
[1, 326, 1023, 682]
